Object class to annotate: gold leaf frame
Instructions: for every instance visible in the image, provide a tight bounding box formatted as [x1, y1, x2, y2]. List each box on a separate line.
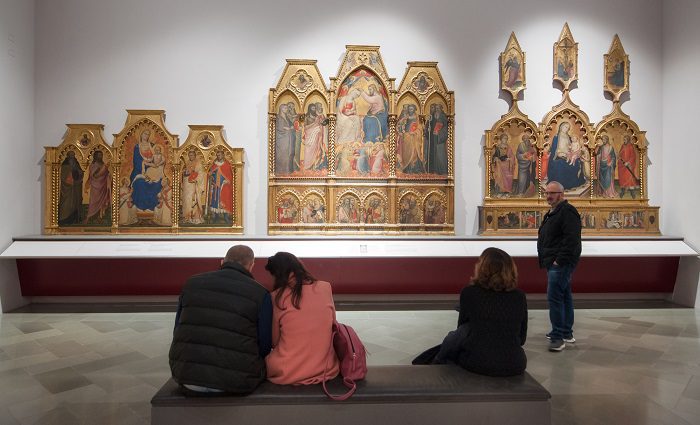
[176, 125, 244, 233]
[44, 124, 114, 234]
[44, 111, 245, 234]
[268, 46, 455, 235]
[479, 25, 659, 236]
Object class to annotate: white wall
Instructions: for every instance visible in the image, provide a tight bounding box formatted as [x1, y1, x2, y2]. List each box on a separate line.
[34, 0, 664, 236]
[0, 0, 33, 311]
[663, 0, 700, 307]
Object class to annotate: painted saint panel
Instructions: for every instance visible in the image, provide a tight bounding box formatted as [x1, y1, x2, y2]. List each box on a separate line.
[207, 149, 235, 225]
[58, 150, 85, 226]
[299, 96, 329, 175]
[301, 194, 326, 224]
[274, 95, 302, 176]
[337, 194, 361, 224]
[335, 68, 389, 177]
[424, 193, 446, 225]
[396, 98, 426, 176]
[542, 117, 590, 195]
[595, 132, 639, 200]
[363, 193, 386, 224]
[180, 149, 207, 225]
[277, 193, 300, 223]
[491, 125, 537, 198]
[120, 124, 172, 226]
[83, 149, 112, 226]
[424, 99, 449, 176]
[398, 193, 421, 224]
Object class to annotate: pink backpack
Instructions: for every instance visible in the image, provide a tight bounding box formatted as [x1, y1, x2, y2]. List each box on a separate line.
[323, 320, 367, 400]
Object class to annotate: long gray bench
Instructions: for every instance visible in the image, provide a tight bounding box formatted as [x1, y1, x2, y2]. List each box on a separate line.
[151, 365, 551, 425]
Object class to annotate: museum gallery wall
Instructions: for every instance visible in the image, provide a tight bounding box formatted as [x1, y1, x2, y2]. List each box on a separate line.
[44, 26, 657, 236]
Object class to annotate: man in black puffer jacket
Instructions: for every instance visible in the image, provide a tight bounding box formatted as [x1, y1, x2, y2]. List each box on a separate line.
[538, 181, 581, 353]
[169, 245, 272, 394]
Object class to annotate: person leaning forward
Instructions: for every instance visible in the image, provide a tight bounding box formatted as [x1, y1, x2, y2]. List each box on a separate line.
[169, 245, 272, 395]
[538, 181, 582, 353]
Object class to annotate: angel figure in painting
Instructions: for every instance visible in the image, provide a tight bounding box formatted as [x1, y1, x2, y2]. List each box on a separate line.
[503, 54, 522, 89]
[118, 178, 138, 225]
[84, 150, 111, 224]
[153, 177, 173, 226]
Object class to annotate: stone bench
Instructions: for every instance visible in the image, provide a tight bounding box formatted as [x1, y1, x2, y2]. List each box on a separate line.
[151, 365, 551, 425]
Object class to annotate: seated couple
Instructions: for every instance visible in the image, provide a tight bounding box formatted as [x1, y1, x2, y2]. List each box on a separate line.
[169, 246, 339, 395]
[413, 247, 528, 377]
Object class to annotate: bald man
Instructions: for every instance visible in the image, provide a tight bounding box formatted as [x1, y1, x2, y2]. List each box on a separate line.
[170, 245, 272, 394]
[538, 181, 582, 352]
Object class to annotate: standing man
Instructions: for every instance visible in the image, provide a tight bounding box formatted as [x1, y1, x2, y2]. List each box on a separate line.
[538, 181, 581, 352]
[169, 245, 272, 394]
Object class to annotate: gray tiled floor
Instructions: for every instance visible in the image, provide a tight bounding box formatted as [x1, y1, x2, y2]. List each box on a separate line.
[1, 308, 699, 424]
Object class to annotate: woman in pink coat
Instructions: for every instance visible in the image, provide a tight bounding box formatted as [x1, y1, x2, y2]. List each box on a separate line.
[265, 252, 340, 385]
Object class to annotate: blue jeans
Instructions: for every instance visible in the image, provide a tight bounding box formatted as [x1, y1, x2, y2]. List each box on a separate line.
[547, 264, 575, 340]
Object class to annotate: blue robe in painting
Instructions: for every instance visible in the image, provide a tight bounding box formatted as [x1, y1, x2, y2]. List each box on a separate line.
[130, 144, 162, 211]
[547, 135, 586, 190]
[362, 110, 389, 143]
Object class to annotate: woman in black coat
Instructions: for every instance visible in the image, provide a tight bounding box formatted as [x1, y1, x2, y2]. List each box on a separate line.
[414, 247, 528, 377]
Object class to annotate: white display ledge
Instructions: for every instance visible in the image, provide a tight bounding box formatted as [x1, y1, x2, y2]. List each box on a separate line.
[1, 236, 696, 259]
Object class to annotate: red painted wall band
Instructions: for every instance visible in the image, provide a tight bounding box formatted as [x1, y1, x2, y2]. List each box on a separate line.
[16, 257, 679, 296]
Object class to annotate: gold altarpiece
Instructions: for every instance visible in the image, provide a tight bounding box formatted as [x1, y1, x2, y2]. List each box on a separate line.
[44, 110, 244, 234]
[268, 46, 455, 234]
[479, 26, 659, 235]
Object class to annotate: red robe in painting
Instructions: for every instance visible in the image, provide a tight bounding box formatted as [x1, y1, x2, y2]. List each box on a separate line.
[617, 142, 637, 188]
[208, 159, 234, 214]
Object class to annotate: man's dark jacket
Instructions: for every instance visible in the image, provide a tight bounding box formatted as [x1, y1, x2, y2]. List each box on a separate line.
[169, 262, 268, 394]
[537, 200, 582, 268]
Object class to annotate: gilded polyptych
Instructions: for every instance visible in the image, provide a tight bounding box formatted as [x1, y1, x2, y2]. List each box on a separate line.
[44, 124, 114, 233]
[269, 46, 454, 235]
[44, 111, 245, 234]
[177, 125, 244, 233]
[479, 25, 659, 236]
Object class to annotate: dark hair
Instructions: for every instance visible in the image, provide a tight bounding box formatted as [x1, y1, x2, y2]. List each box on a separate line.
[471, 247, 518, 291]
[265, 252, 316, 309]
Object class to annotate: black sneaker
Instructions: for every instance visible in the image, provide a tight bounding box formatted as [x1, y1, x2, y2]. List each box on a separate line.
[546, 332, 575, 343]
[549, 339, 565, 352]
